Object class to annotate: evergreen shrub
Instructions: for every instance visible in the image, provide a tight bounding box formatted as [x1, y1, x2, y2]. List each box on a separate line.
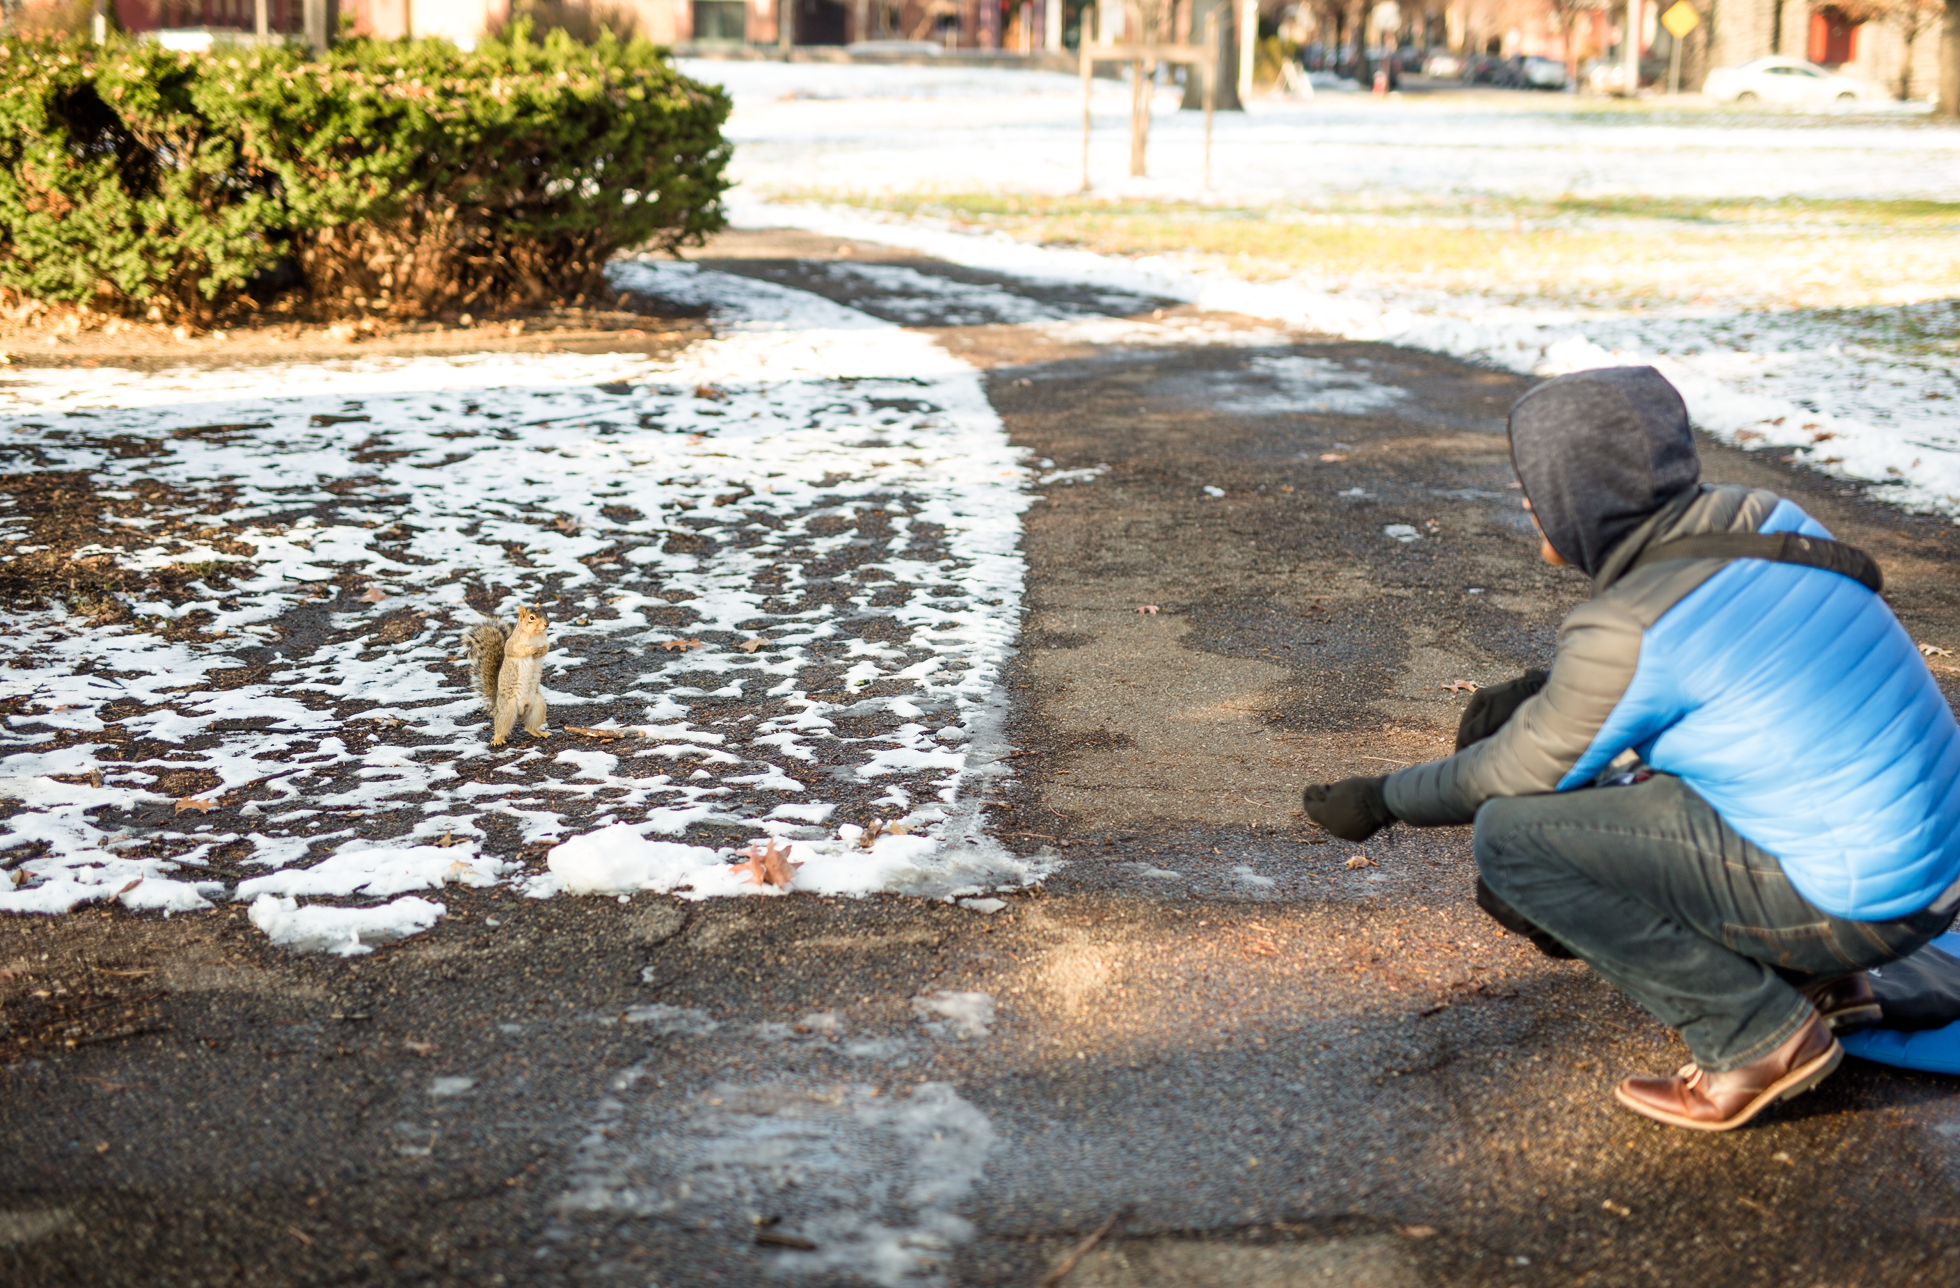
[0, 27, 731, 323]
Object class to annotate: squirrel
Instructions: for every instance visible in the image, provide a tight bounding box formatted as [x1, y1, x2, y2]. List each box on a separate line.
[464, 606, 550, 746]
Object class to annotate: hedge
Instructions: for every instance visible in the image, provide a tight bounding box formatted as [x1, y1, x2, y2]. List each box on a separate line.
[0, 27, 732, 323]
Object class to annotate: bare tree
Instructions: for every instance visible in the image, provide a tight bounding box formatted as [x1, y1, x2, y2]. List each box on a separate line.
[1882, 0, 1945, 98]
[1541, 0, 1602, 84]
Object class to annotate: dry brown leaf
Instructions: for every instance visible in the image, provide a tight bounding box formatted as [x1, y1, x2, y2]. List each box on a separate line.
[1442, 679, 1480, 694]
[1345, 854, 1377, 870]
[1319, 452, 1348, 462]
[886, 823, 910, 836]
[1135, 605, 1160, 615]
[565, 725, 633, 740]
[359, 585, 388, 603]
[737, 638, 768, 653]
[732, 839, 801, 890]
[1919, 642, 1952, 658]
[693, 383, 727, 401]
[856, 819, 886, 850]
[433, 830, 462, 847]
[660, 638, 705, 652]
[174, 797, 218, 814]
[116, 878, 143, 895]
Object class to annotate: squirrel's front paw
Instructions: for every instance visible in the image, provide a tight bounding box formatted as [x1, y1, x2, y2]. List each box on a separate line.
[490, 735, 506, 747]
[531, 729, 550, 739]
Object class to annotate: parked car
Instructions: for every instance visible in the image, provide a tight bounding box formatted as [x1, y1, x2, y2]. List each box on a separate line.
[1423, 51, 1463, 78]
[1519, 55, 1567, 89]
[1703, 56, 1881, 105]
[1459, 53, 1505, 83]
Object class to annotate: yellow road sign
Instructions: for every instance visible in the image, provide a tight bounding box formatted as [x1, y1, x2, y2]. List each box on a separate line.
[1661, 2, 1700, 38]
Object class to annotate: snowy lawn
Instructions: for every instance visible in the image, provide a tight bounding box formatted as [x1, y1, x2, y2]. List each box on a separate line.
[684, 58, 1960, 519]
[0, 261, 1039, 953]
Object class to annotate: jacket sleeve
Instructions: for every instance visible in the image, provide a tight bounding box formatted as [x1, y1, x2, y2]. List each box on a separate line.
[1383, 598, 1647, 826]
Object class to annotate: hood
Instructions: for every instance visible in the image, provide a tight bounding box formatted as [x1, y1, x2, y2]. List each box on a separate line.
[1507, 366, 1700, 576]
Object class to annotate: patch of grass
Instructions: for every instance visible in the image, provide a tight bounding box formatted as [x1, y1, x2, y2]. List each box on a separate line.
[793, 189, 1960, 311]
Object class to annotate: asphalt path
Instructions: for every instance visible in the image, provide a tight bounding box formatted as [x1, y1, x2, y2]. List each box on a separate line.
[7, 229, 1960, 1287]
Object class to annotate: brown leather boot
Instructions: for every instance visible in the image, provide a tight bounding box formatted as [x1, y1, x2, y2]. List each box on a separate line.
[1614, 1014, 1841, 1132]
[1798, 973, 1882, 1032]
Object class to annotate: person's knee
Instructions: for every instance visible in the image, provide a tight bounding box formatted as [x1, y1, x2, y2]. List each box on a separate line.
[1472, 795, 1532, 887]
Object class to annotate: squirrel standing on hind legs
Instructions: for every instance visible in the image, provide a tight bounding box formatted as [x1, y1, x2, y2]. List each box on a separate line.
[464, 606, 550, 746]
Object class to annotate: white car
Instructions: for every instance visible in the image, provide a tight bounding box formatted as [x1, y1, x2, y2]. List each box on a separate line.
[1703, 57, 1880, 105]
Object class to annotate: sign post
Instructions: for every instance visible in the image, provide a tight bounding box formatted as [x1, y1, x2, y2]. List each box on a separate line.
[1081, 32, 1220, 190]
[1661, 2, 1699, 95]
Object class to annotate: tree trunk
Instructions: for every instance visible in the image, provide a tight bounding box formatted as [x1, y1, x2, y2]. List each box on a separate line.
[1181, 0, 1245, 109]
[1941, 0, 1960, 116]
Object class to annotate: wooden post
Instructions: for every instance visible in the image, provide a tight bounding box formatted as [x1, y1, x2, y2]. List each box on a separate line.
[1081, 39, 1095, 192]
[1130, 58, 1147, 177]
[1203, 11, 1217, 189]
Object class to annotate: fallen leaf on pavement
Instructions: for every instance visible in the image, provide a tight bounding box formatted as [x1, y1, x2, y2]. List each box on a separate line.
[434, 831, 462, 847]
[755, 1230, 818, 1251]
[565, 725, 632, 739]
[1135, 605, 1160, 615]
[857, 819, 886, 849]
[359, 586, 388, 603]
[175, 797, 218, 814]
[1920, 642, 1952, 657]
[1345, 855, 1377, 870]
[1443, 679, 1480, 693]
[694, 383, 727, 401]
[116, 878, 142, 895]
[660, 638, 705, 651]
[1319, 452, 1347, 462]
[733, 839, 801, 889]
[737, 638, 768, 653]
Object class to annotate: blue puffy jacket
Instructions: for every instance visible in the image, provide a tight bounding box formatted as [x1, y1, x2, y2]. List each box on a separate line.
[1385, 483, 1960, 921]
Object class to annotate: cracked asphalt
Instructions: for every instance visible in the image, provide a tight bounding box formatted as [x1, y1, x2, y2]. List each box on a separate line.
[7, 228, 1960, 1287]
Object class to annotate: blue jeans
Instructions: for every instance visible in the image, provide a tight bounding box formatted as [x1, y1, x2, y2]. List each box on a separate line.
[1474, 774, 1954, 1072]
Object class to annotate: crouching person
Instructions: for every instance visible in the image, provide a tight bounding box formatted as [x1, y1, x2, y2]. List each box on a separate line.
[1303, 366, 1960, 1132]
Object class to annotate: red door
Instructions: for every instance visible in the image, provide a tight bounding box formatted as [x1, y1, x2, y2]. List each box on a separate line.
[1808, 9, 1860, 67]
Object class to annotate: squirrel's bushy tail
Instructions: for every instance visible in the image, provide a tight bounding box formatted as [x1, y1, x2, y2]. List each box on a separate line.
[463, 620, 509, 710]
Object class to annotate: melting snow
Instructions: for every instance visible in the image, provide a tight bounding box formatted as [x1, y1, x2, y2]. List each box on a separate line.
[0, 260, 1045, 946]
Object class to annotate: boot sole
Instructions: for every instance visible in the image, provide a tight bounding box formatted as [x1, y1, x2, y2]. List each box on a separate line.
[1613, 1039, 1844, 1133]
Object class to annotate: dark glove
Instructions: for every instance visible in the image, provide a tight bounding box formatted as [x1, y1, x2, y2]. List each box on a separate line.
[1301, 775, 1394, 842]
[1454, 668, 1550, 751]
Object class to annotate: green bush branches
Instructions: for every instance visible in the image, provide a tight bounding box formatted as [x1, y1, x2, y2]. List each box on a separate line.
[0, 27, 731, 323]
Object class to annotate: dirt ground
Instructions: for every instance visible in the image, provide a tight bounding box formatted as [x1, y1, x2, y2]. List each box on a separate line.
[4, 229, 1960, 1287]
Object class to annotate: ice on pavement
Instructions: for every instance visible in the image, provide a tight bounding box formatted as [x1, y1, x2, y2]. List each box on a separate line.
[912, 989, 995, 1039]
[0, 260, 1047, 946]
[559, 1073, 995, 1287]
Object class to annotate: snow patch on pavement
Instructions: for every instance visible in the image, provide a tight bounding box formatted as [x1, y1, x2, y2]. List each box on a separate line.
[247, 893, 446, 956]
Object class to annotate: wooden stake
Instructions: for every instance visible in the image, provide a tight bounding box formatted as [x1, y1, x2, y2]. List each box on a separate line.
[1081, 39, 1094, 192]
[1130, 58, 1148, 177]
[1203, 11, 1218, 190]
